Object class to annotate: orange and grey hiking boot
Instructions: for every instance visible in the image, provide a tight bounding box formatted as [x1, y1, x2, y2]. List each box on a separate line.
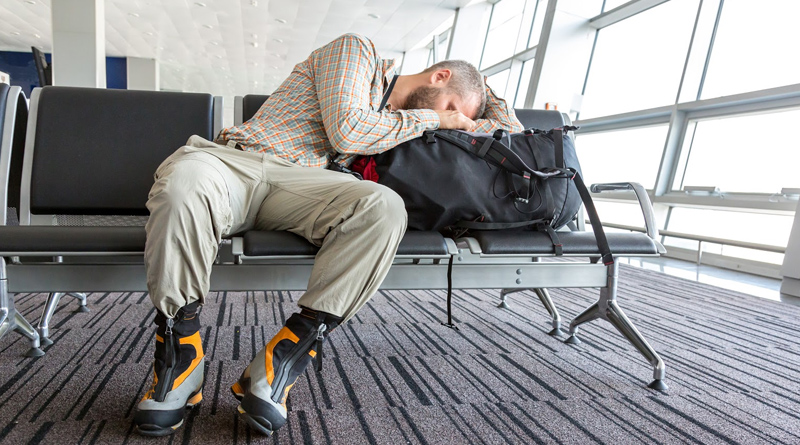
[134, 302, 205, 436]
[233, 307, 342, 436]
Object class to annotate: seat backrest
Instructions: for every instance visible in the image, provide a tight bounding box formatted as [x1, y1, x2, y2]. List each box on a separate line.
[234, 94, 270, 125]
[513, 108, 567, 130]
[0, 85, 28, 226]
[21, 87, 216, 223]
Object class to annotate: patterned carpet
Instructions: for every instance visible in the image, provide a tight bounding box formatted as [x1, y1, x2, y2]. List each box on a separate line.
[1, 264, 799, 444]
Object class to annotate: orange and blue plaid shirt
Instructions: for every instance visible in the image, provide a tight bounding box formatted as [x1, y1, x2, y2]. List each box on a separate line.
[217, 33, 523, 168]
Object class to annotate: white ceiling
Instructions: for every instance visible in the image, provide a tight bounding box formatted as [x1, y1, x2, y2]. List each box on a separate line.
[0, 0, 474, 123]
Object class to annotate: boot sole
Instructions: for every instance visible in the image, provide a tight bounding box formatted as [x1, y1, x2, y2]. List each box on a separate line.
[237, 405, 274, 436]
[135, 389, 202, 437]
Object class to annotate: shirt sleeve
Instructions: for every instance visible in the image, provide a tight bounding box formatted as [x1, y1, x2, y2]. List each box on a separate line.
[313, 34, 441, 156]
[469, 80, 524, 133]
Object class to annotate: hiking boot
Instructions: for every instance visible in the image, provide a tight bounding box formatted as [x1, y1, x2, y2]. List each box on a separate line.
[134, 302, 205, 436]
[234, 307, 341, 435]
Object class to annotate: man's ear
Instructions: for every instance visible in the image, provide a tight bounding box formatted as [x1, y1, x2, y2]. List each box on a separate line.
[429, 69, 452, 85]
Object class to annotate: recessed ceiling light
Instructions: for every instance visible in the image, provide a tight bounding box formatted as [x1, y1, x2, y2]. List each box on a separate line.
[158, 46, 165, 50]
[272, 38, 283, 43]
[251, 33, 258, 39]
[251, 0, 258, 6]
[251, 42, 259, 48]
[128, 12, 139, 17]
[216, 55, 223, 59]
[275, 18, 287, 24]
[368, 13, 380, 19]
[271, 52, 281, 58]
[33, 33, 41, 38]
[10, 31, 20, 35]
[145, 32, 154, 36]
[203, 24, 214, 29]
[272, 66, 279, 70]
[25, 0, 35, 4]
[194, 2, 206, 6]
[210, 41, 219, 45]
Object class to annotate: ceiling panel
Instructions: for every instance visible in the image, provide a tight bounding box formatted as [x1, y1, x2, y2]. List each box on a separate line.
[0, 0, 475, 124]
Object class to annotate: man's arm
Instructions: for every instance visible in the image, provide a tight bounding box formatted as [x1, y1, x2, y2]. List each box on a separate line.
[470, 82, 524, 133]
[314, 34, 441, 156]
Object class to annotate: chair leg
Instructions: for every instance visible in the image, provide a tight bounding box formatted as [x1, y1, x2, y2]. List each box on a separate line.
[566, 261, 667, 390]
[605, 300, 667, 390]
[14, 312, 45, 357]
[66, 292, 89, 313]
[565, 301, 600, 344]
[0, 258, 44, 357]
[38, 292, 64, 346]
[533, 288, 564, 336]
[498, 288, 526, 308]
[499, 288, 564, 336]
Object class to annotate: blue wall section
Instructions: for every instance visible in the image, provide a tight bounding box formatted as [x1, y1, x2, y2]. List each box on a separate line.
[0, 51, 48, 96]
[0, 51, 128, 95]
[105, 57, 127, 90]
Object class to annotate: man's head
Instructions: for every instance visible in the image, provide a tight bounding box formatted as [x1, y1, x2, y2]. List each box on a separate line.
[393, 60, 486, 120]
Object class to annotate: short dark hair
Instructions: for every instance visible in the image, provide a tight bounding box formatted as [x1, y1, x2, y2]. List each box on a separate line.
[423, 60, 486, 119]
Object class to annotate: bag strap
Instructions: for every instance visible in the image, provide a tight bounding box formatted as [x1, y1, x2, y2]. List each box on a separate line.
[455, 218, 547, 230]
[570, 168, 614, 265]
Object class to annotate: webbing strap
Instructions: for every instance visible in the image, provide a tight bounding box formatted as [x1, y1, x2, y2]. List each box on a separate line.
[539, 223, 563, 256]
[477, 137, 494, 158]
[441, 255, 458, 330]
[378, 75, 399, 112]
[455, 218, 546, 230]
[571, 170, 614, 265]
[554, 128, 565, 169]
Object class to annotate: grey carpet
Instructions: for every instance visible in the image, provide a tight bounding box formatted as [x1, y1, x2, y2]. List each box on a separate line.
[1, 264, 799, 444]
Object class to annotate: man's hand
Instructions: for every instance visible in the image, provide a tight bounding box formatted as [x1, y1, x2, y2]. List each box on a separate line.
[435, 110, 475, 130]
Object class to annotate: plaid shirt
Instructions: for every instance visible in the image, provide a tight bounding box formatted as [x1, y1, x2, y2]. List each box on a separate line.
[217, 33, 523, 168]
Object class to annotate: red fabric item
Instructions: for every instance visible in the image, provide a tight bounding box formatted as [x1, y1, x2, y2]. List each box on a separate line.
[350, 156, 379, 182]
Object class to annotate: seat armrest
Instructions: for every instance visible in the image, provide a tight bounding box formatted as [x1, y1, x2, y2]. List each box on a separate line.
[590, 182, 660, 243]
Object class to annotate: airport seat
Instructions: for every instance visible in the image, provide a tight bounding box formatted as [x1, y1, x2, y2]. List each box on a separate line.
[0, 88, 668, 391]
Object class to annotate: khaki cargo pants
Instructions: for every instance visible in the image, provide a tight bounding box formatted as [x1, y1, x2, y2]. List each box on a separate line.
[144, 135, 407, 321]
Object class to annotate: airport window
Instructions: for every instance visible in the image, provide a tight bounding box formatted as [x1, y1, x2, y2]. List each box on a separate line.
[593, 200, 651, 228]
[513, 58, 535, 108]
[575, 125, 668, 190]
[525, 0, 549, 49]
[676, 108, 800, 194]
[664, 207, 792, 264]
[579, 0, 700, 118]
[486, 68, 511, 98]
[481, 0, 527, 69]
[701, 0, 800, 99]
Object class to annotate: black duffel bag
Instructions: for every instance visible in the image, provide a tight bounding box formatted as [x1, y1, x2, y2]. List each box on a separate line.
[373, 126, 612, 263]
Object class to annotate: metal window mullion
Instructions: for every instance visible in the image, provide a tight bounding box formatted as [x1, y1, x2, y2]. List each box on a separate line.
[524, 0, 558, 109]
[674, 0, 706, 105]
[697, 0, 725, 100]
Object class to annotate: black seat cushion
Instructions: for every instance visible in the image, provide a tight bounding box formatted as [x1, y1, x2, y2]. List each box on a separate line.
[243, 230, 449, 257]
[0, 226, 146, 253]
[470, 230, 660, 255]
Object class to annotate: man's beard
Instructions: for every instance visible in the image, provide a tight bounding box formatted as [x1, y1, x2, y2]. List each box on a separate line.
[403, 86, 442, 110]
